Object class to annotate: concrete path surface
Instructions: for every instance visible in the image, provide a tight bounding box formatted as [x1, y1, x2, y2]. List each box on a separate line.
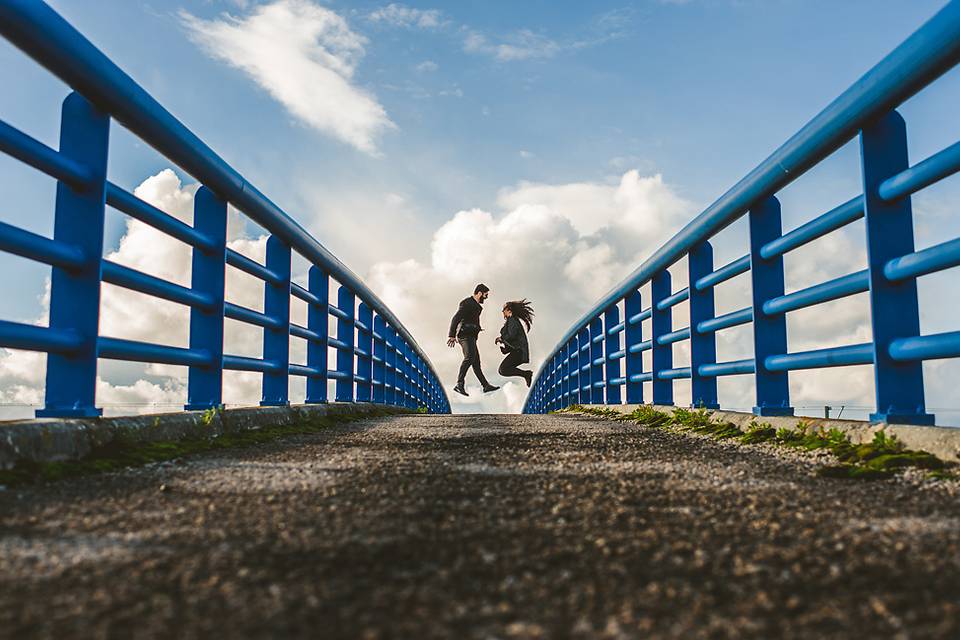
[2, 413, 959, 639]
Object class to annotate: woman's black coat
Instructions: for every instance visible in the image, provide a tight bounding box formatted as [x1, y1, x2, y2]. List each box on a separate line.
[499, 316, 529, 363]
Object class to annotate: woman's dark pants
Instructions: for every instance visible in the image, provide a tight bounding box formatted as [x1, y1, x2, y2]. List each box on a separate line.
[498, 350, 529, 378]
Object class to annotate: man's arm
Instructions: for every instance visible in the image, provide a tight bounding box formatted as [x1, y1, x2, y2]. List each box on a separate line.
[448, 306, 464, 338]
[447, 303, 465, 347]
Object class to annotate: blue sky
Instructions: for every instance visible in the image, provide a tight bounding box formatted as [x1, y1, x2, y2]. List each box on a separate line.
[2, 0, 959, 417]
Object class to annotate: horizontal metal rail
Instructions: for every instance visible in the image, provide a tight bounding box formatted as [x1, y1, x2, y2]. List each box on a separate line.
[106, 182, 215, 251]
[884, 237, 960, 282]
[764, 344, 874, 372]
[694, 255, 750, 291]
[879, 140, 960, 201]
[889, 331, 960, 362]
[225, 249, 283, 285]
[760, 197, 864, 260]
[0, 320, 82, 354]
[0, 118, 92, 187]
[696, 307, 751, 334]
[762, 270, 869, 316]
[102, 260, 215, 310]
[698, 359, 755, 377]
[98, 337, 212, 367]
[0, 220, 87, 271]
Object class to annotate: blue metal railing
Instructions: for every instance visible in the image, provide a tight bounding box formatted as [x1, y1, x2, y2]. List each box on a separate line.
[524, 1, 960, 424]
[0, 1, 450, 417]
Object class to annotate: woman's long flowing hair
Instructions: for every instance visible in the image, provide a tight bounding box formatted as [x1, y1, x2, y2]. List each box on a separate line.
[505, 299, 535, 331]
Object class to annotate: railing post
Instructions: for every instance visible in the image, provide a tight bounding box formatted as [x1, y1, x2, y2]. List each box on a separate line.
[589, 317, 604, 404]
[412, 353, 422, 408]
[624, 290, 643, 405]
[544, 356, 552, 410]
[38, 92, 109, 418]
[373, 316, 386, 404]
[356, 303, 372, 402]
[404, 343, 414, 408]
[185, 187, 227, 410]
[335, 286, 355, 402]
[384, 326, 397, 406]
[305, 266, 329, 403]
[555, 354, 563, 410]
[578, 327, 590, 404]
[399, 342, 410, 408]
[748, 196, 793, 416]
[261, 236, 291, 406]
[651, 271, 674, 406]
[604, 305, 622, 404]
[568, 335, 579, 407]
[688, 241, 719, 409]
[396, 340, 406, 407]
[414, 355, 427, 407]
[860, 110, 934, 425]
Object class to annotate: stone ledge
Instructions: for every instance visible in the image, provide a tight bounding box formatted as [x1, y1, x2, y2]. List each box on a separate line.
[0, 403, 404, 469]
[577, 404, 960, 462]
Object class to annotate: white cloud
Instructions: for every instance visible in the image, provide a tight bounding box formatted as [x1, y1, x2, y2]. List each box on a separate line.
[464, 29, 561, 61]
[415, 60, 439, 73]
[518, 150, 535, 159]
[368, 4, 444, 29]
[181, 0, 393, 155]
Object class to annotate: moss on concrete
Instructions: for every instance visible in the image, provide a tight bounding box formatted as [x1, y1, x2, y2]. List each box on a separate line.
[0, 407, 399, 488]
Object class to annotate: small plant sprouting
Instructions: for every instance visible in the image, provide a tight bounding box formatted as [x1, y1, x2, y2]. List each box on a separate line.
[200, 405, 224, 427]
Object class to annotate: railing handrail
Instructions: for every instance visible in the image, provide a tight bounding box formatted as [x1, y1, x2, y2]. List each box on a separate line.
[534, 0, 960, 385]
[0, 0, 443, 393]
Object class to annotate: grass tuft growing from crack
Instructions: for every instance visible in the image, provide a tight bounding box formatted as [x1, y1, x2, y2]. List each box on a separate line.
[564, 404, 956, 481]
[0, 407, 401, 488]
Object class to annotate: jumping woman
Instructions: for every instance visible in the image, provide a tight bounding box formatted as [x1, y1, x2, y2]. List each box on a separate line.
[495, 299, 534, 387]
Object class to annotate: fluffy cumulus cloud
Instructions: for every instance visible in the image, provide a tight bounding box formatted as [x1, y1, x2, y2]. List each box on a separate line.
[181, 0, 393, 155]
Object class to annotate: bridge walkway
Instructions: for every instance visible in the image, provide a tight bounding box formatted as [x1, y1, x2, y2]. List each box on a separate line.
[2, 413, 959, 638]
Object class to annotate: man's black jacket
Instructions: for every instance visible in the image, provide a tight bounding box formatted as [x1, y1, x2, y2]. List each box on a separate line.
[449, 296, 483, 339]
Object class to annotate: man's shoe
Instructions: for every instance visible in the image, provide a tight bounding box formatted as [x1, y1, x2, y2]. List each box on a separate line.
[453, 384, 468, 397]
[482, 385, 500, 393]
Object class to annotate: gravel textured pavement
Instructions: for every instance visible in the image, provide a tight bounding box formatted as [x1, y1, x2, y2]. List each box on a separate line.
[2, 412, 959, 639]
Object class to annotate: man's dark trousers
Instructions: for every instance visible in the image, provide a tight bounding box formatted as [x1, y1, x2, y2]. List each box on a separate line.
[457, 337, 490, 387]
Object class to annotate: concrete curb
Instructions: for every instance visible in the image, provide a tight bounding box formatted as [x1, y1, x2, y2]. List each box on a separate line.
[577, 404, 960, 463]
[0, 403, 406, 469]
